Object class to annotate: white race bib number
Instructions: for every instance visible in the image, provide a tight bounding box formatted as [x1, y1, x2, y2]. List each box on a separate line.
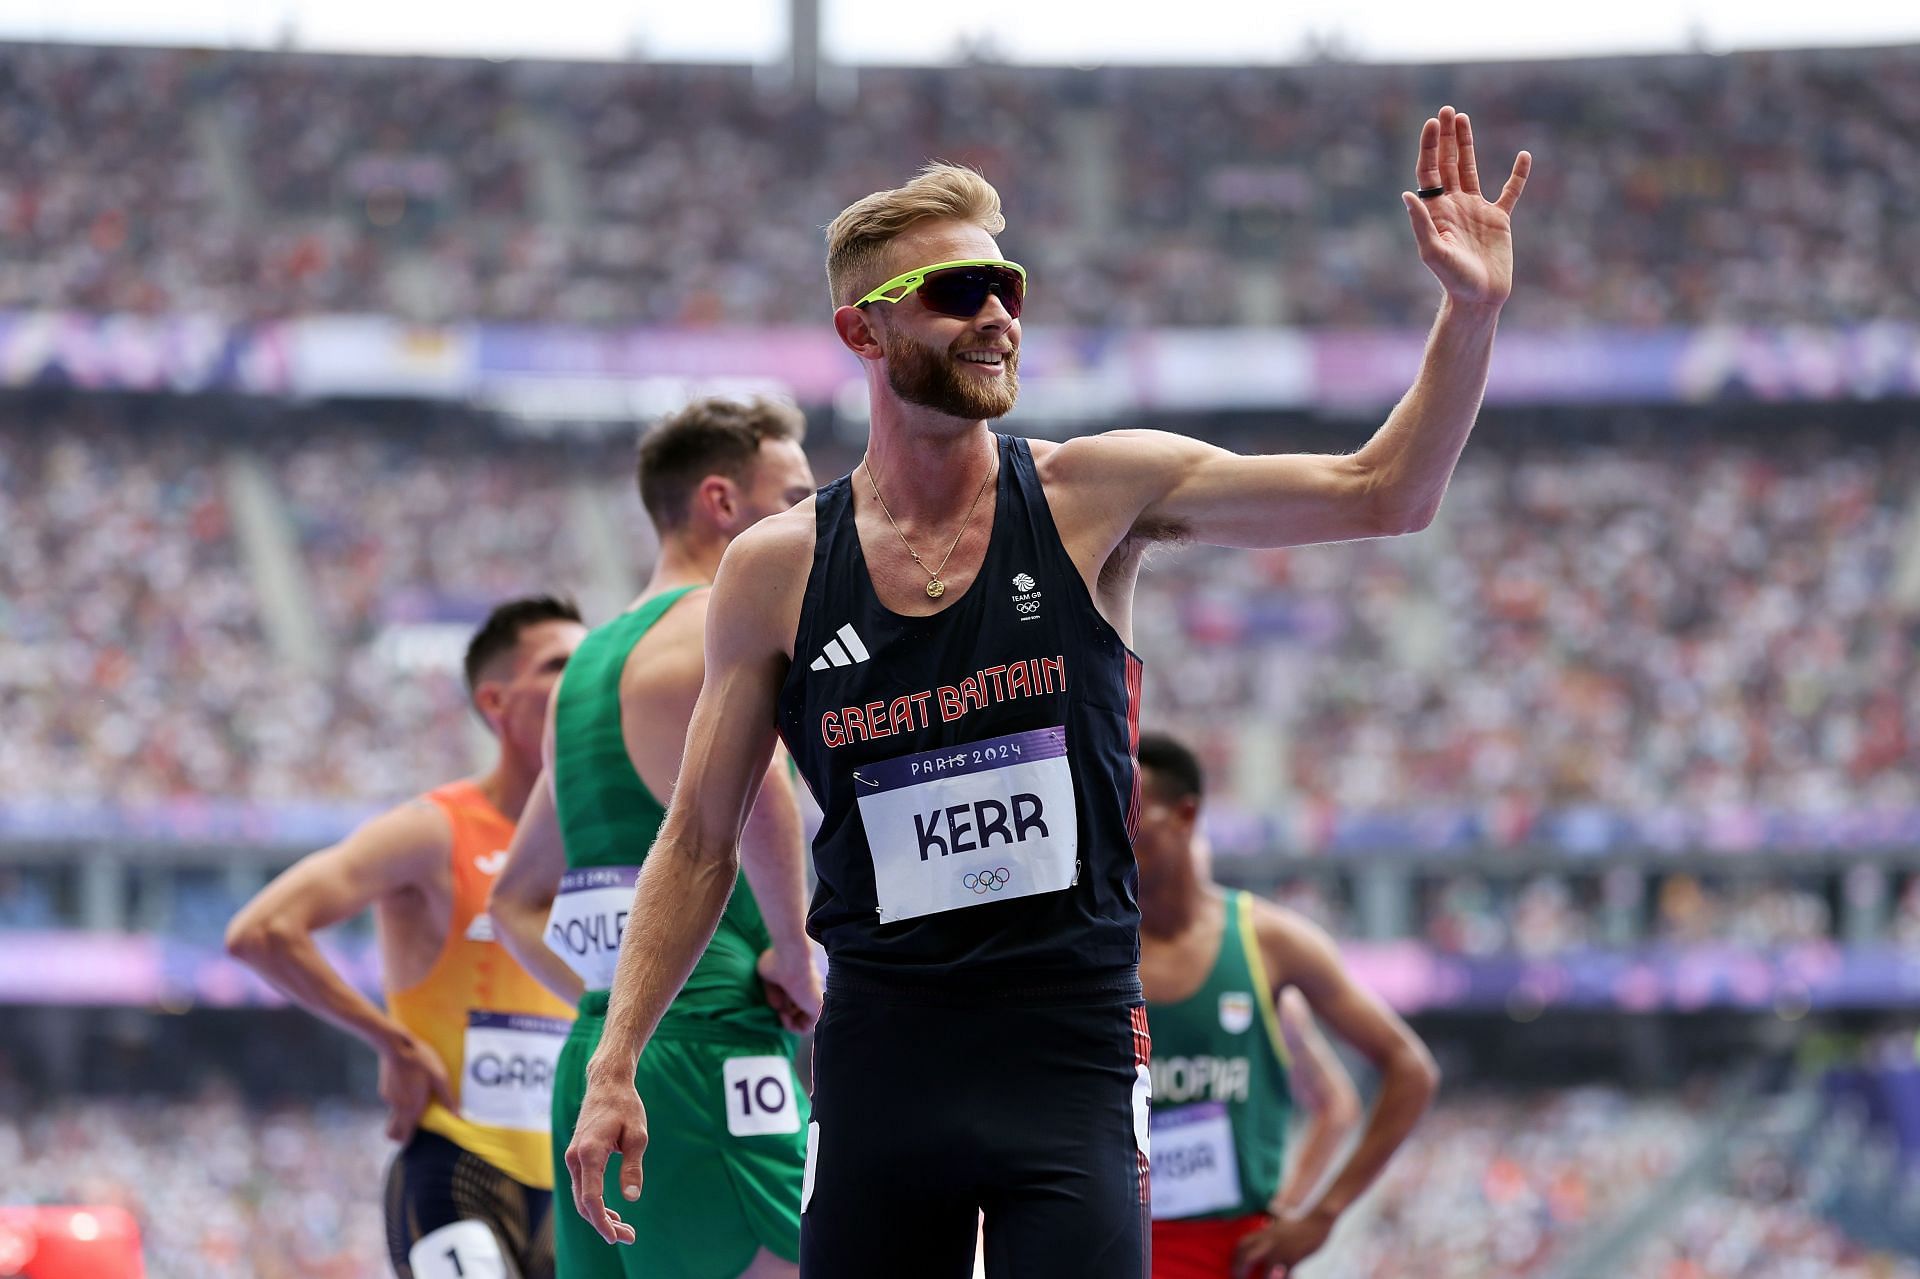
[408, 1220, 506, 1279]
[460, 1011, 568, 1132]
[545, 865, 639, 990]
[723, 1055, 801, 1137]
[1149, 1102, 1242, 1219]
[853, 726, 1078, 924]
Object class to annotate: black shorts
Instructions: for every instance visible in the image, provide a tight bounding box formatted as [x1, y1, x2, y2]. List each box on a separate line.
[801, 974, 1152, 1278]
[383, 1129, 554, 1279]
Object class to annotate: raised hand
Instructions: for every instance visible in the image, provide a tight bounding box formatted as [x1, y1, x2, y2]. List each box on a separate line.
[1402, 105, 1531, 308]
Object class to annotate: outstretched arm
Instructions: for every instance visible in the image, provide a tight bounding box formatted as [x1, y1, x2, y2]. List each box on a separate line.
[225, 803, 457, 1139]
[1050, 107, 1531, 554]
[564, 522, 804, 1245]
[1272, 988, 1363, 1214]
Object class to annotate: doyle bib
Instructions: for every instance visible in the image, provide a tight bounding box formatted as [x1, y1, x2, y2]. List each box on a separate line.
[545, 865, 639, 990]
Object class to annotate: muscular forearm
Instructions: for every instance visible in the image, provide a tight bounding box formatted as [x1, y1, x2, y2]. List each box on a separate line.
[1303, 1045, 1437, 1220]
[231, 928, 408, 1054]
[587, 834, 736, 1082]
[491, 893, 586, 1004]
[1355, 299, 1502, 532]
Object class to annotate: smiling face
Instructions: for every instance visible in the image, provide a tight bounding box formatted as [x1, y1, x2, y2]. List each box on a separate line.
[854, 219, 1022, 422]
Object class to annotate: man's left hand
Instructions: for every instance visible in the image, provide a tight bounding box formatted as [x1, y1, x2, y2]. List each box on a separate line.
[1401, 105, 1532, 309]
[1231, 1203, 1337, 1279]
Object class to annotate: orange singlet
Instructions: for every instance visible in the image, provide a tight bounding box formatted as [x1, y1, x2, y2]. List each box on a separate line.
[385, 780, 574, 1188]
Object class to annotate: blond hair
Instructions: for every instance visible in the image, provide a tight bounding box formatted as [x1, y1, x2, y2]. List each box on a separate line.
[824, 163, 1006, 308]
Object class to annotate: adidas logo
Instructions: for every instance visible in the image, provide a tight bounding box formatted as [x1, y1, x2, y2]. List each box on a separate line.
[475, 850, 508, 875]
[809, 623, 872, 671]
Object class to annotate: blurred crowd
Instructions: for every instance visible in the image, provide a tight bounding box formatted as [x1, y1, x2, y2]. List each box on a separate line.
[1417, 872, 1840, 956]
[1310, 1087, 1699, 1277]
[1141, 429, 1920, 845]
[7, 1086, 1908, 1279]
[8, 409, 1920, 865]
[1632, 1083, 1920, 1279]
[0, 408, 626, 810]
[0, 1090, 387, 1279]
[1641, 1155, 1920, 1279]
[1, 40, 1917, 327]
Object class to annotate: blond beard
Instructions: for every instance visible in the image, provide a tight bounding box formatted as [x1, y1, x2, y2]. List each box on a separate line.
[882, 328, 1020, 421]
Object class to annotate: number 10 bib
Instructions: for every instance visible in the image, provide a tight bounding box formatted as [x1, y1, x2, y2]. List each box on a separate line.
[854, 726, 1078, 923]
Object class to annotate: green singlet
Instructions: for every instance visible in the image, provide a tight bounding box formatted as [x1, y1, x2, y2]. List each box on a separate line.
[1144, 890, 1294, 1221]
[547, 585, 808, 1279]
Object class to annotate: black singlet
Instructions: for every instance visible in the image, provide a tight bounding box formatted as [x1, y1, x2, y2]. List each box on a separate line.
[778, 433, 1144, 989]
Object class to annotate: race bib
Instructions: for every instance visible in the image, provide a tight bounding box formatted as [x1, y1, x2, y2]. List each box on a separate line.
[853, 726, 1078, 924]
[408, 1220, 506, 1279]
[722, 1055, 801, 1137]
[460, 1011, 568, 1133]
[544, 865, 639, 990]
[1149, 1102, 1242, 1220]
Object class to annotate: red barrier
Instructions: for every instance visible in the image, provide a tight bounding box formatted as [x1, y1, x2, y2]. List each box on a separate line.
[0, 1206, 144, 1279]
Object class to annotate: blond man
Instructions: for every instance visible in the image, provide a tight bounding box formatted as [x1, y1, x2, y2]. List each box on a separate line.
[566, 107, 1530, 1277]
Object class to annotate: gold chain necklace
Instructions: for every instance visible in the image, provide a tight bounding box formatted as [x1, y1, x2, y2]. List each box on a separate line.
[862, 444, 996, 599]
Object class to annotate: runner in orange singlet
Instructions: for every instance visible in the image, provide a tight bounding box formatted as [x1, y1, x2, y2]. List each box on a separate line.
[228, 596, 586, 1279]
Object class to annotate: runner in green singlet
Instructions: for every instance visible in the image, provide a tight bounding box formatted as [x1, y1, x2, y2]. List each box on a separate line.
[1135, 732, 1440, 1279]
[489, 397, 819, 1279]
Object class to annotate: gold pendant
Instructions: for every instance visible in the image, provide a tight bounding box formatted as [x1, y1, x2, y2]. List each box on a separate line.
[926, 579, 946, 599]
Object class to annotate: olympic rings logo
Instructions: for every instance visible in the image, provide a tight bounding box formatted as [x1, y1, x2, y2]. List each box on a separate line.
[963, 868, 1012, 894]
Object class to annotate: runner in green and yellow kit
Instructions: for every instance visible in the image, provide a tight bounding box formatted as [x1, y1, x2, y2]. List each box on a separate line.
[489, 397, 820, 1279]
[1135, 733, 1440, 1279]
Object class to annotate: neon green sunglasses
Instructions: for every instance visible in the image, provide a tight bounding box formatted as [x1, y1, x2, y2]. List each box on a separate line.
[854, 258, 1027, 319]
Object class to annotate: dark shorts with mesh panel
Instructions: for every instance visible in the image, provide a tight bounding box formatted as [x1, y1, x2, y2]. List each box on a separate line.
[800, 972, 1152, 1278]
[383, 1129, 554, 1279]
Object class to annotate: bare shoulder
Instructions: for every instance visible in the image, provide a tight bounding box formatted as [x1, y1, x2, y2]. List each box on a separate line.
[711, 499, 817, 660]
[365, 795, 454, 851]
[725, 498, 818, 582]
[325, 795, 453, 886]
[1249, 896, 1339, 964]
[1036, 429, 1202, 485]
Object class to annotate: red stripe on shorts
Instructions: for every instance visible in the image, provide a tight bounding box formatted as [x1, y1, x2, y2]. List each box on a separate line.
[1132, 1004, 1153, 1227]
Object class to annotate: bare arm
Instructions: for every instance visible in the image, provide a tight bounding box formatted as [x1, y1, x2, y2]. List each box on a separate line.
[1234, 906, 1438, 1276]
[489, 767, 586, 1004]
[225, 802, 446, 1052]
[565, 522, 805, 1243]
[1047, 108, 1530, 559]
[225, 802, 458, 1139]
[1273, 987, 1363, 1213]
[737, 746, 822, 1031]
